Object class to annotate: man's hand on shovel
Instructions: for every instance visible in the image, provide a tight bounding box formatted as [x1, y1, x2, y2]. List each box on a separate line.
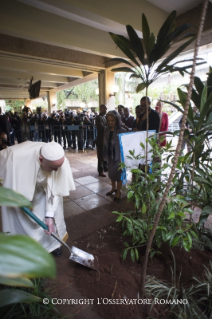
[45, 217, 55, 235]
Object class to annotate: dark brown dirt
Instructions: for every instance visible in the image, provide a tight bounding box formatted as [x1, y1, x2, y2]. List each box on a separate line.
[72, 223, 212, 319]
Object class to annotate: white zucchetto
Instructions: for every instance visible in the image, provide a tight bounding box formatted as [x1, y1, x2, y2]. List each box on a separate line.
[41, 142, 64, 161]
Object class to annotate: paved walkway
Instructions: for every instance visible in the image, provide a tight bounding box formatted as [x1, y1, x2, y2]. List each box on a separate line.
[47, 149, 133, 319]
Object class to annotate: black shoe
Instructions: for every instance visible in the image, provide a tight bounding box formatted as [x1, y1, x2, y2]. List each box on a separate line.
[106, 189, 117, 196]
[51, 247, 62, 256]
[99, 173, 106, 177]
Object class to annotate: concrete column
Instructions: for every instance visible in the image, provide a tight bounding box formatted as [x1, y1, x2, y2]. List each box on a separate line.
[47, 91, 57, 115]
[25, 99, 31, 107]
[98, 69, 116, 111]
[98, 70, 106, 107]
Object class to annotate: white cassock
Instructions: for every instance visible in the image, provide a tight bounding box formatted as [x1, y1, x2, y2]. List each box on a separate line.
[0, 141, 75, 252]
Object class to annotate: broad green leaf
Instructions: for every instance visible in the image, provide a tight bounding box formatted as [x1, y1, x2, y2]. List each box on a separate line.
[122, 249, 128, 260]
[177, 212, 186, 218]
[200, 83, 208, 113]
[130, 248, 135, 262]
[140, 142, 145, 149]
[194, 76, 204, 95]
[167, 24, 193, 43]
[171, 236, 180, 247]
[116, 215, 123, 222]
[0, 289, 40, 307]
[205, 112, 212, 126]
[182, 239, 190, 252]
[148, 174, 156, 181]
[0, 234, 56, 278]
[135, 194, 140, 209]
[161, 230, 166, 242]
[165, 231, 175, 241]
[198, 91, 212, 130]
[135, 248, 139, 260]
[127, 191, 134, 199]
[191, 87, 201, 108]
[106, 57, 135, 69]
[0, 277, 34, 287]
[109, 33, 140, 67]
[177, 88, 188, 108]
[136, 83, 146, 93]
[156, 37, 195, 73]
[190, 230, 198, 239]
[168, 213, 175, 219]
[177, 229, 185, 234]
[187, 233, 192, 246]
[129, 73, 142, 79]
[150, 251, 156, 258]
[161, 100, 184, 114]
[131, 169, 143, 174]
[127, 221, 133, 234]
[126, 25, 145, 65]
[0, 187, 32, 208]
[142, 203, 147, 214]
[112, 211, 121, 215]
[142, 13, 151, 58]
[156, 11, 176, 44]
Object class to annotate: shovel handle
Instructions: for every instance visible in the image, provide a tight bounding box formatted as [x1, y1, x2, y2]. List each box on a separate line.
[21, 207, 72, 254]
[22, 207, 48, 231]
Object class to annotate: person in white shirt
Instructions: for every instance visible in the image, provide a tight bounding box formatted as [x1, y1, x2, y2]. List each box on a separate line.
[0, 141, 75, 255]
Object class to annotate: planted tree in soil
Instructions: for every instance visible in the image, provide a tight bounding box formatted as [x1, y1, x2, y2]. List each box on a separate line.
[109, 0, 209, 298]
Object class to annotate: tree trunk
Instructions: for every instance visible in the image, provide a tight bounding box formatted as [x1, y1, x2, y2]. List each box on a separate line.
[140, 0, 209, 298]
[145, 91, 149, 176]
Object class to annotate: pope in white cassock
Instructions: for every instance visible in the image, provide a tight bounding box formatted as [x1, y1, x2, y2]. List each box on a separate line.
[0, 141, 75, 255]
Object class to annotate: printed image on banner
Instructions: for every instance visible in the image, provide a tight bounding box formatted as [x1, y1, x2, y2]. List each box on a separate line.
[119, 130, 156, 169]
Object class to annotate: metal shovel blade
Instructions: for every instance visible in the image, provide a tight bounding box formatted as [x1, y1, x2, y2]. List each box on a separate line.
[51, 232, 99, 271]
[21, 207, 99, 271]
[69, 246, 99, 270]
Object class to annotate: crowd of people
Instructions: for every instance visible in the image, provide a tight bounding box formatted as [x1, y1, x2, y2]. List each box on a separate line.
[0, 107, 98, 150]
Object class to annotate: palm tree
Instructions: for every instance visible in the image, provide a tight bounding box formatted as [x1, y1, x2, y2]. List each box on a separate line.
[109, 10, 205, 171]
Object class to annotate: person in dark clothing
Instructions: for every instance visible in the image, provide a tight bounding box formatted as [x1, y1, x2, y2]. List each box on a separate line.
[83, 113, 93, 149]
[96, 104, 108, 177]
[0, 132, 11, 150]
[52, 115, 61, 145]
[122, 107, 134, 131]
[135, 96, 160, 133]
[103, 111, 126, 200]
[117, 105, 125, 121]
[0, 114, 11, 144]
[65, 114, 73, 148]
[60, 113, 68, 149]
[41, 114, 51, 143]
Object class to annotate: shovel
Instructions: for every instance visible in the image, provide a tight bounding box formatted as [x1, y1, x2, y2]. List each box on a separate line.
[21, 207, 99, 271]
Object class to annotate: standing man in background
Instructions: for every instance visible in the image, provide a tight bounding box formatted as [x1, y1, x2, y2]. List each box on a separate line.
[135, 96, 160, 133]
[96, 104, 108, 177]
[122, 107, 134, 131]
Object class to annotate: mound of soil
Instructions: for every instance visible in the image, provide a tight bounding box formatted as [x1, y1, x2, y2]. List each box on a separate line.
[74, 223, 212, 319]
